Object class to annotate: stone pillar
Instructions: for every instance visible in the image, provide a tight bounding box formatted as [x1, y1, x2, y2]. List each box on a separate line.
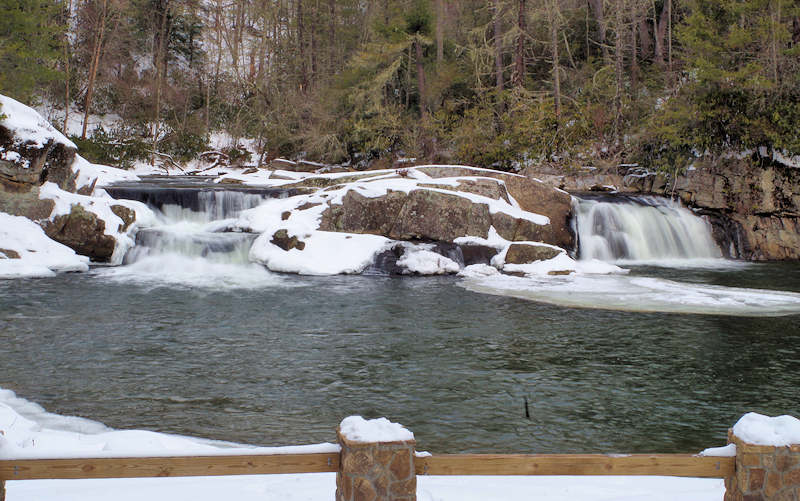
[336, 420, 417, 501]
[725, 429, 800, 501]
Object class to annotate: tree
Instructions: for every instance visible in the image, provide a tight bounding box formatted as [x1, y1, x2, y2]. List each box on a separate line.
[0, 0, 64, 103]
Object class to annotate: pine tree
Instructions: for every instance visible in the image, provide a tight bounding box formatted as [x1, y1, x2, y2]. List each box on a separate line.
[0, 0, 65, 102]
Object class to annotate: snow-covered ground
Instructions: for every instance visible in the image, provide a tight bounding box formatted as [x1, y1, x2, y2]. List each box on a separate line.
[0, 388, 729, 501]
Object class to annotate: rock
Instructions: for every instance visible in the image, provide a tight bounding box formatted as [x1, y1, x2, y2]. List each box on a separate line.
[418, 178, 510, 203]
[0, 124, 78, 192]
[460, 244, 499, 265]
[504, 243, 562, 264]
[417, 166, 574, 250]
[390, 190, 491, 242]
[42, 204, 117, 261]
[0, 248, 20, 259]
[110, 205, 135, 232]
[320, 190, 407, 236]
[548, 269, 573, 275]
[219, 177, 244, 185]
[270, 229, 306, 251]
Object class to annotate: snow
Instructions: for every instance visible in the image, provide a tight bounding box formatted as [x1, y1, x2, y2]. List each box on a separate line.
[396, 248, 460, 275]
[699, 444, 737, 457]
[338, 416, 414, 443]
[731, 413, 800, 447]
[0, 213, 89, 278]
[0, 94, 75, 150]
[0, 388, 338, 460]
[249, 230, 391, 276]
[459, 273, 800, 317]
[0, 388, 726, 501]
[72, 154, 140, 191]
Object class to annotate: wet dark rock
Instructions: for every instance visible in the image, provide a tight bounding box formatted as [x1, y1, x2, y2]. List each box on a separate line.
[271, 229, 306, 251]
[505, 243, 562, 264]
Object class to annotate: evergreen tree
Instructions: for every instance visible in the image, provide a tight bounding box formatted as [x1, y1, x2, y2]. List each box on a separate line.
[0, 0, 65, 103]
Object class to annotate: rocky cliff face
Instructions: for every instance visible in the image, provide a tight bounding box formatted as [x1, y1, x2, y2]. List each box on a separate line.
[525, 155, 800, 261]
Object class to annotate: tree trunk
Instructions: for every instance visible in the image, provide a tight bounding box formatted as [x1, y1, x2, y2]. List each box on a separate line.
[588, 0, 608, 61]
[513, 0, 526, 87]
[297, 0, 307, 90]
[493, 0, 503, 95]
[328, 0, 336, 73]
[152, 0, 170, 164]
[436, 0, 444, 64]
[614, 0, 624, 144]
[654, 3, 668, 67]
[667, 0, 672, 73]
[638, 18, 652, 59]
[82, 0, 108, 140]
[63, 0, 73, 134]
[550, 0, 561, 122]
[415, 36, 426, 117]
[631, 4, 639, 110]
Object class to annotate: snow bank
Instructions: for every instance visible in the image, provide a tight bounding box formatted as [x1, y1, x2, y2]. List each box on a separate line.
[339, 416, 414, 443]
[0, 94, 75, 150]
[0, 213, 89, 278]
[250, 230, 390, 275]
[732, 413, 800, 447]
[0, 387, 338, 460]
[72, 154, 140, 191]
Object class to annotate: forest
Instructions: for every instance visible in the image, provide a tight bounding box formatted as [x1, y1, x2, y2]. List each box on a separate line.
[1, 0, 799, 173]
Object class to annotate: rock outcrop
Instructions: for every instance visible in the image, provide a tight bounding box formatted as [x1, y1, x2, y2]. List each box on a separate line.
[525, 155, 800, 261]
[1, 94, 139, 263]
[319, 168, 575, 252]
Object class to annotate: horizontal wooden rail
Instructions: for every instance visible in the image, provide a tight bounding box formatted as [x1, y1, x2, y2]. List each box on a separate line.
[414, 454, 734, 478]
[0, 452, 733, 482]
[0, 453, 339, 480]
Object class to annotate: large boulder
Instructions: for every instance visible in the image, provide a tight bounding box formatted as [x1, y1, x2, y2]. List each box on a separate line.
[42, 204, 117, 261]
[417, 166, 574, 249]
[504, 243, 562, 264]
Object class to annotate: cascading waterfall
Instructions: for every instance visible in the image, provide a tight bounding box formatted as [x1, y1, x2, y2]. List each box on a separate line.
[574, 195, 722, 262]
[101, 181, 286, 288]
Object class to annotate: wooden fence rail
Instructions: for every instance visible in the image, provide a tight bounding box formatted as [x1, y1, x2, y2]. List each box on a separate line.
[414, 453, 733, 478]
[0, 452, 731, 481]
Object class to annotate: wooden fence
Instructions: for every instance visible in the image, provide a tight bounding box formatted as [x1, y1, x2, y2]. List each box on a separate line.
[0, 452, 733, 500]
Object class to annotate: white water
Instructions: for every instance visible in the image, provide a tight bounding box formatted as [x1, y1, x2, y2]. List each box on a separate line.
[96, 191, 283, 289]
[575, 196, 723, 265]
[460, 195, 800, 316]
[462, 273, 800, 317]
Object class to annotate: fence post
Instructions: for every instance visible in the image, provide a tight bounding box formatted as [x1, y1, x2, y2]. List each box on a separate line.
[1, 478, 5, 501]
[725, 428, 800, 501]
[336, 417, 417, 501]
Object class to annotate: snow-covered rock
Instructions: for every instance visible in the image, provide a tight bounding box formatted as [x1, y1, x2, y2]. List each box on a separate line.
[0, 93, 151, 274]
[0, 213, 89, 278]
[235, 165, 577, 276]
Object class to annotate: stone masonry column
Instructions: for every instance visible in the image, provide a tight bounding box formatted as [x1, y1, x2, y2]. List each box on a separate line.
[725, 425, 800, 501]
[336, 416, 417, 501]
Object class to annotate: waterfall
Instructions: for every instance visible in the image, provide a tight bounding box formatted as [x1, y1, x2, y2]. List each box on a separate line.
[574, 195, 722, 262]
[102, 180, 281, 288]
